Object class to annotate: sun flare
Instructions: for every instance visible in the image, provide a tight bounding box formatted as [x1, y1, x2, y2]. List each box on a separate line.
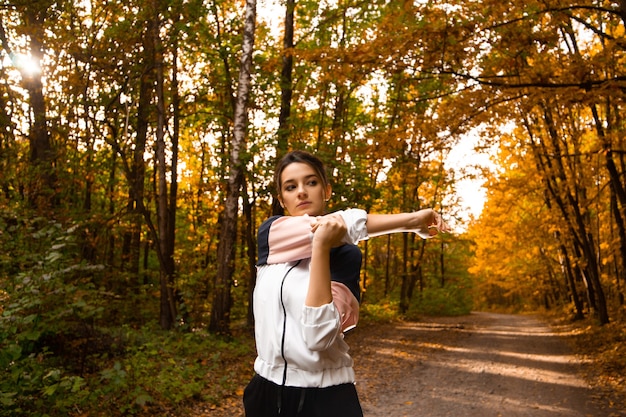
[14, 54, 41, 76]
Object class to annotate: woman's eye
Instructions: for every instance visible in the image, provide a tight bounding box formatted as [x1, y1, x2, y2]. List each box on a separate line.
[307, 180, 318, 186]
[284, 185, 295, 192]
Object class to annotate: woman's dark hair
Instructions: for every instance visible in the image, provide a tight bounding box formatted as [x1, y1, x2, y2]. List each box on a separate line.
[274, 150, 329, 195]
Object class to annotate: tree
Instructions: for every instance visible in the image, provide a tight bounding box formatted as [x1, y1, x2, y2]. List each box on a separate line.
[441, 0, 625, 323]
[210, 0, 257, 334]
[523, 104, 609, 324]
[269, 0, 296, 218]
[153, 1, 179, 330]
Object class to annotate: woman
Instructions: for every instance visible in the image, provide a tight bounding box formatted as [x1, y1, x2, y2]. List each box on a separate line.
[244, 150, 448, 417]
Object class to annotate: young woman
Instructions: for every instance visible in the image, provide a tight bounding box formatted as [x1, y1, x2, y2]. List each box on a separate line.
[244, 150, 448, 417]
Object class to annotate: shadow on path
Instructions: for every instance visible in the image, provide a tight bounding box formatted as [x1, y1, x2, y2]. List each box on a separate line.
[351, 312, 625, 417]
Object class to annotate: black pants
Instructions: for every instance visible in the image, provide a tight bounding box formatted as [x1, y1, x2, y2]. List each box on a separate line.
[243, 374, 363, 417]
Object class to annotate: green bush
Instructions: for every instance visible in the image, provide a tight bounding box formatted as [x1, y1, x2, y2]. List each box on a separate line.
[360, 300, 401, 322]
[0, 218, 104, 416]
[406, 282, 473, 318]
[85, 325, 254, 415]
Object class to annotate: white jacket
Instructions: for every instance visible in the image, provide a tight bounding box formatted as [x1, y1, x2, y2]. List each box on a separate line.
[253, 209, 369, 388]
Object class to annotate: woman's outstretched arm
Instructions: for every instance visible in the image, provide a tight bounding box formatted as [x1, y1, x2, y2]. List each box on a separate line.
[366, 209, 450, 239]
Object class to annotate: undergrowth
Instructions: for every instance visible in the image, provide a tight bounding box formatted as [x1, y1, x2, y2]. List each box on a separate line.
[548, 306, 626, 411]
[1, 322, 256, 417]
[0, 216, 256, 417]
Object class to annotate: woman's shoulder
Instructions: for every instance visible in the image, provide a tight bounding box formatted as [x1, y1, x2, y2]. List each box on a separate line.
[258, 215, 283, 232]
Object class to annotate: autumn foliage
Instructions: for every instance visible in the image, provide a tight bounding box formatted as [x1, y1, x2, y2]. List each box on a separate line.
[0, 0, 625, 415]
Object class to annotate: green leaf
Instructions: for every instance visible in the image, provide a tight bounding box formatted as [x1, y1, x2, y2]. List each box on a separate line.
[0, 343, 22, 367]
[45, 251, 63, 263]
[134, 393, 153, 406]
[42, 383, 58, 397]
[0, 391, 16, 406]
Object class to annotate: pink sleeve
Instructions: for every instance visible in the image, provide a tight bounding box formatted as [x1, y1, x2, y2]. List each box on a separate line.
[332, 282, 360, 332]
[266, 216, 314, 264]
[264, 209, 368, 264]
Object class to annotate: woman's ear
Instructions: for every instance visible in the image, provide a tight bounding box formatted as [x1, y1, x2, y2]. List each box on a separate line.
[324, 184, 332, 202]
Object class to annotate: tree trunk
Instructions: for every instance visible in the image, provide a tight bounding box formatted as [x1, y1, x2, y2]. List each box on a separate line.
[542, 184, 585, 320]
[590, 104, 626, 307]
[169, 23, 184, 324]
[525, 108, 609, 324]
[154, 7, 177, 330]
[439, 240, 445, 287]
[611, 189, 626, 306]
[558, 238, 585, 320]
[277, 0, 295, 155]
[271, 0, 296, 217]
[125, 38, 152, 279]
[210, 0, 257, 334]
[399, 233, 409, 314]
[384, 234, 391, 297]
[545, 121, 608, 324]
[244, 177, 257, 328]
[405, 235, 426, 309]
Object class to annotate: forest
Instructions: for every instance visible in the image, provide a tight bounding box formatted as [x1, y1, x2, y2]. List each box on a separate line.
[0, 0, 624, 415]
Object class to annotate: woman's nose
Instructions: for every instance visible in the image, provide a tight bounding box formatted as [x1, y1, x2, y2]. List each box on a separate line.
[297, 184, 307, 196]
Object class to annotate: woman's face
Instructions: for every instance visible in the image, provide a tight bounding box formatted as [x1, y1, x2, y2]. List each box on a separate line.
[279, 162, 331, 217]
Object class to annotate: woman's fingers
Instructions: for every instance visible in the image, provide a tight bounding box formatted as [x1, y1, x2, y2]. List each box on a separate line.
[311, 214, 346, 246]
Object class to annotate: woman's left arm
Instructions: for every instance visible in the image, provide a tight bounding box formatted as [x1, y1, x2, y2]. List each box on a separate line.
[260, 209, 368, 265]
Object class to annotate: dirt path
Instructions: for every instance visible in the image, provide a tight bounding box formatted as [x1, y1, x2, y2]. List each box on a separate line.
[349, 312, 625, 417]
[199, 312, 625, 416]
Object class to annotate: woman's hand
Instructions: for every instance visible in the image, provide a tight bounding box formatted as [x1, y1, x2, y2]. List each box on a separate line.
[306, 213, 347, 307]
[310, 213, 347, 249]
[413, 209, 451, 238]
